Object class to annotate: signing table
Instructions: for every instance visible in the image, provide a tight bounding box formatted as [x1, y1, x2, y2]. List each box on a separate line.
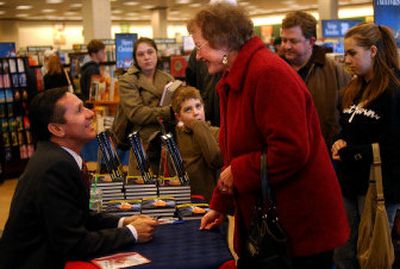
[126, 220, 233, 269]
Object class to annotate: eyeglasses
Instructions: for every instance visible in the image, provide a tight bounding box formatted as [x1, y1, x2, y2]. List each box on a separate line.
[195, 41, 208, 51]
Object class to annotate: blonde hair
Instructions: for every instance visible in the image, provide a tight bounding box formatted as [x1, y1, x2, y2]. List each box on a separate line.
[171, 86, 203, 114]
[341, 23, 400, 109]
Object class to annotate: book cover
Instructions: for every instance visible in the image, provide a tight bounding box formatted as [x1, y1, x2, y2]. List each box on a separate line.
[91, 252, 150, 268]
[159, 80, 183, 107]
[106, 199, 142, 214]
[141, 196, 176, 210]
[176, 203, 209, 220]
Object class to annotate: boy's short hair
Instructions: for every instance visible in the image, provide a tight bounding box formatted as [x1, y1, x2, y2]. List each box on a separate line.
[87, 39, 105, 55]
[171, 86, 203, 114]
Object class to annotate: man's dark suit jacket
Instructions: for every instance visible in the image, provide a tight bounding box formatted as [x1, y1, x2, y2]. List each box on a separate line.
[0, 141, 134, 269]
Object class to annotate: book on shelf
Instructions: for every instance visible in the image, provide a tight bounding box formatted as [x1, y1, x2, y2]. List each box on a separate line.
[159, 80, 183, 107]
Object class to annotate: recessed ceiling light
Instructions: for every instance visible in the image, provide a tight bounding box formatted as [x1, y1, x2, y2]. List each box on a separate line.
[190, 3, 201, 7]
[127, 12, 137, 16]
[64, 11, 77, 15]
[16, 13, 29, 17]
[123, 1, 138, 5]
[142, 5, 155, 9]
[16, 5, 32, 10]
[0, 2, 4, 5]
[46, 0, 64, 3]
[42, 9, 55, 13]
[0, 10, 5, 15]
[239, 1, 250, 5]
[112, 9, 123, 14]
[70, 3, 82, 8]
[176, 0, 191, 4]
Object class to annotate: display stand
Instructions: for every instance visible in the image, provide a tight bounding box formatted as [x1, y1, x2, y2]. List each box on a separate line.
[0, 57, 35, 179]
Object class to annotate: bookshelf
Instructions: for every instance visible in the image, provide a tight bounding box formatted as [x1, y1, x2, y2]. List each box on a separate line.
[0, 57, 35, 178]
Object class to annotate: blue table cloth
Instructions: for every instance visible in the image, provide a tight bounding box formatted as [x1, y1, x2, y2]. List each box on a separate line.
[126, 220, 233, 269]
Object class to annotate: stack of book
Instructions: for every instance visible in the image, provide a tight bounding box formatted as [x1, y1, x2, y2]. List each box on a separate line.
[141, 196, 176, 218]
[176, 203, 209, 220]
[124, 176, 158, 200]
[105, 199, 142, 217]
[159, 185, 191, 205]
[91, 175, 124, 211]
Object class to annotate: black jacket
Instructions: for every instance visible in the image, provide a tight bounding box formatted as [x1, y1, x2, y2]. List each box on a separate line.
[79, 61, 100, 101]
[0, 141, 134, 269]
[336, 70, 400, 203]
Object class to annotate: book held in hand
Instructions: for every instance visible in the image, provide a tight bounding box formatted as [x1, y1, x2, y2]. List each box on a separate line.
[91, 252, 150, 268]
[159, 80, 183, 106]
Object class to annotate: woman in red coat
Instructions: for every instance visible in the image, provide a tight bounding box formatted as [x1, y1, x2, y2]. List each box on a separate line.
[188, 3, 350, 268]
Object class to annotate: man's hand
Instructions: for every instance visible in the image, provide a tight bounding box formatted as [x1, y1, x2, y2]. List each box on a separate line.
[122, 214, 150, 226]
[128, 215, 157, 243]
[217, 166, 233, 194]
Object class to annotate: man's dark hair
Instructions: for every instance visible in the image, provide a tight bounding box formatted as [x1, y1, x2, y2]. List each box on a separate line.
[87, 39, 105, 55]
[29, 87, 68, 142]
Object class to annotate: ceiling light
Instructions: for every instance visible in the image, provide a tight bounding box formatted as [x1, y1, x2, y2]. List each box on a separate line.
[176, 0, 191, 4]
[0, 2, 4, 5]
[64, 11, 77, 15]
[16, 13, 29, 17]
[190, 3, 202, 7]
[142, 5, 155, 9]
[70, 3, 82, 8]
[123, 1, 138, 5]
[127, 12, 138, 16]
[46, 0, 64, 3]
[0, 10, 5, 15]
[112, 9, 123, 14]
[42, 9, 55, 13]
[16, 5, 32, 10]
[239, 1, 250, 5]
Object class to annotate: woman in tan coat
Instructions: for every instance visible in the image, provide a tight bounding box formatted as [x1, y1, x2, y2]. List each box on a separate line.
[116, 37, 173, 175]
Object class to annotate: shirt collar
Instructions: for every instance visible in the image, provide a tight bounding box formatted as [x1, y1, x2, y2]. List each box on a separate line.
[61, 146, 83, 169]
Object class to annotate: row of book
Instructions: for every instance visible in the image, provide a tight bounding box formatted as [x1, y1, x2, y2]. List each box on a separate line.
[105, 197, 209, 220]
[91, 174, 192, 211]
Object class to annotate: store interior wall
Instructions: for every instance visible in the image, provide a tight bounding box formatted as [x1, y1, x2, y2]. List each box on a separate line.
[0, 3, 373, 51]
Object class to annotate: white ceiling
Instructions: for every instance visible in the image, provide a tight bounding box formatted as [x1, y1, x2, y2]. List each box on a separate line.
[0, 0, 371, 22]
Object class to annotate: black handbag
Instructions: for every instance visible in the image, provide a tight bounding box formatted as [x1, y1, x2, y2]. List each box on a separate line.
[238, 152, 293, 269]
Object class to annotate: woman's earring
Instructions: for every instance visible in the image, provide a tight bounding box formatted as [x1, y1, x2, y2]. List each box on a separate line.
[222, 55, 228, 66]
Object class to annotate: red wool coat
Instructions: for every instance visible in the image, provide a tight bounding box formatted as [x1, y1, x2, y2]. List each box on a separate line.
[210, 36, 349, 257]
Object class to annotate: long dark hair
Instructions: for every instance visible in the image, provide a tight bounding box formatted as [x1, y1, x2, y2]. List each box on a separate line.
[341, 23, 400, 109]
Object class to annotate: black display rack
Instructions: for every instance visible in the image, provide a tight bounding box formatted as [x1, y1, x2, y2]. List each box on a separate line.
[0, 57, 35, 179]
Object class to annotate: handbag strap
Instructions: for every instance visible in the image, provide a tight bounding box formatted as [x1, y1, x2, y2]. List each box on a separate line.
[260, 151, 273, 206]
[371, 143, 384, 202]
[63, 68, 72, 86]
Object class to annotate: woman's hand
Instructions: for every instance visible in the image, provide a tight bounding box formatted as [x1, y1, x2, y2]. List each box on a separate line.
[331, 139, 347, 161]
[217, 165, 233, 194]
[199, 209, 225, 230]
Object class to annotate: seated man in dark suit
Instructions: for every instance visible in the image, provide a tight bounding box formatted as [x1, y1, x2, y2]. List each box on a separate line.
[0, 88, 157, 269]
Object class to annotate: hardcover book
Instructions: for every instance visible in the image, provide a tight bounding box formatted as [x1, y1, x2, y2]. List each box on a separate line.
[159, 80, 183, 107]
